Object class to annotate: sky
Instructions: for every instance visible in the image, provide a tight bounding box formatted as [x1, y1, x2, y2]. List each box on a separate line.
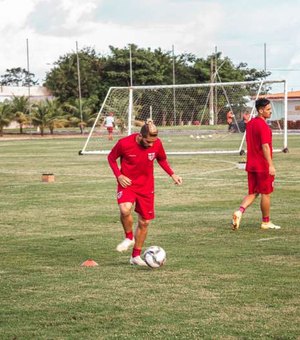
[1, 0, 300, 91]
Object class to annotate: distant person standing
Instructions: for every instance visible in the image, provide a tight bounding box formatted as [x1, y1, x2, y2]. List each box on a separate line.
[226, 111, 234, 131]
[243, 111, 250, 124]
[232, 98, 281, 231]
[104, 112, 115, 141]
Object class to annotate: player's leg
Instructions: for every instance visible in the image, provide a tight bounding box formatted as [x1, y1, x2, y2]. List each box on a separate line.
[116, 200, 135, 252]
[130, 215, 149, 266]
[232, 194, 257, 230]
[134, 215, 149, 250]
[130, 192, 154, 266]
[119, 202, 134, 234]
[107, 127, 113, 140]
[232, 172, 258, 230]
[260, 193, 271, 219]
[259, 174, 281, 230]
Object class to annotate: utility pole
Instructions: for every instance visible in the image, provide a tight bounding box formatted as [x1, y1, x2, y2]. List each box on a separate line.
[172, 44, 176, 125]
[214, 46, 218, 124]
[128, 44, 133, 134]
[209, 55, 214, 125]
[26, 38, 31, 115]
[264, 42, 267, 72]
[129, 44, 133, 87]
[76, 41, 83, 134]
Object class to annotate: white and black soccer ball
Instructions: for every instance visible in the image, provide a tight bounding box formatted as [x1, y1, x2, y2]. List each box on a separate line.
[143, 246, 166, 268]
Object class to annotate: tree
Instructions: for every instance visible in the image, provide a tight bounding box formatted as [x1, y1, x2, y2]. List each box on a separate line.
[44, 47, 107, 104]
[104, 44, 178, 86]
[31, 101, 48, 136]
[63, 96, 98, 134]
[192, 52, 270, 84]
[10, 96, 30, 134]
[0, 67, 39, 86]
[173, 52, 198, 84]
[44, 44, 272, 126]
[0, 102, 13, 136]
[31, 99, 67, 136]
[43, 99, 67, 134]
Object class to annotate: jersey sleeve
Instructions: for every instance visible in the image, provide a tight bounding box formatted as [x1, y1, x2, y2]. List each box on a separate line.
[107, 141, 122, 178]
[156, 141, 174, 176]
[260, 122, 271, 145]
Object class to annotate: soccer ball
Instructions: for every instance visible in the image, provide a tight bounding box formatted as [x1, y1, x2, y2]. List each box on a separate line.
[143, 246, 166, 268]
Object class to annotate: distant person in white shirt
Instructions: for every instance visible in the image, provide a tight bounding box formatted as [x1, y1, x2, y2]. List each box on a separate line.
[104, 112, 115, 140]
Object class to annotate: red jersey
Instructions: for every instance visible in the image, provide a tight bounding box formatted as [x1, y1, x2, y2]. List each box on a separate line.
[107, 133, 174, 193]
[245, 117, 272, 173]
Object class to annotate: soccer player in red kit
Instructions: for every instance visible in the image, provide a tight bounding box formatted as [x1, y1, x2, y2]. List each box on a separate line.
[232, 98, 281, 230]
[108, 119, 182, 266]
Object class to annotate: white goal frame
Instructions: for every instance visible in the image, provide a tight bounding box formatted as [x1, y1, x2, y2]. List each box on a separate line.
[80, 80, 288, 155]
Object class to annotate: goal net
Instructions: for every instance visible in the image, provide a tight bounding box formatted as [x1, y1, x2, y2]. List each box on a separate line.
[80, 80, 288, 155]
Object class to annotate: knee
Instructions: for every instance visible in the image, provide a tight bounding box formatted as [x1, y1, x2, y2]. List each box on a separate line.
[138, 219, 150, 230]
[119, 205, 132, 218]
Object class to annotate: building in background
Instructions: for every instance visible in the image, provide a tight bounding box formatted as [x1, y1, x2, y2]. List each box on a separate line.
[0, 85, 52, 103]
[265, 90, 300, 122]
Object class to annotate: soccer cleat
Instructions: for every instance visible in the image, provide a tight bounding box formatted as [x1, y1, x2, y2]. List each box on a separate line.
[260, 221, 281, 230]
[116, 238, 135, 252]
[232, 210, 242, 230]
[130, 256, 148, 266]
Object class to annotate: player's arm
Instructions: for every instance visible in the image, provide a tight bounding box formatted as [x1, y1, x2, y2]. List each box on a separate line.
[171, 173, 183, 185]
[262, 143, 275, 176]
[117, 175, 132, 188]
[156, 143, 182, 185]
[107, 146, 121, 178]
[158, 159, 182, 185]
[107, 143, 132, 187]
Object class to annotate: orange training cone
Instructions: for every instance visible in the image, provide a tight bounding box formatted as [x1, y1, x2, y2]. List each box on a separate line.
[81, 259, 99, 267]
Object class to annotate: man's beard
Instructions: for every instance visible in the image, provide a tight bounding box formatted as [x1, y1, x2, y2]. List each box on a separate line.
[140, 139, 150, 149]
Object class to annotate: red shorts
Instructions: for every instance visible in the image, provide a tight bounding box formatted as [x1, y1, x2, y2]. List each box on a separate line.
[107, 127, 113, 133]
[247, 171, 274, 195]
[117, 187, 155, 220]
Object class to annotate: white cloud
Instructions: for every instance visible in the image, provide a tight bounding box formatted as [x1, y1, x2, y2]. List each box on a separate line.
[57, 0, 99, 32]
[0, 0, 300, 89]
[0, 0, 37, 30]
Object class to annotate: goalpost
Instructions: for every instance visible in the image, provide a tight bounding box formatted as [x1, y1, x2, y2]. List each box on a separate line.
[80, 79, 288, 155]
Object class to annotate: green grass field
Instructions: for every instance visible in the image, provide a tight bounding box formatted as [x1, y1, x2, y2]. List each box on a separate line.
[0, 134, 299, 339]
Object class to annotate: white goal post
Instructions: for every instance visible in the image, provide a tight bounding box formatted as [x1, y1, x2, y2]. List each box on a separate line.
[80, 80, 288, 155]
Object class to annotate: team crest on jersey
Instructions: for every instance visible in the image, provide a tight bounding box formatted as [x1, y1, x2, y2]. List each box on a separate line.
[148, 152, 155, 161]
[117, 191, 123, 199]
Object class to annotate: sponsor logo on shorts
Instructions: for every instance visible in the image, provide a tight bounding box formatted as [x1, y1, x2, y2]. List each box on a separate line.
[117, 191, 123, 199]
[148, 152, 155, 161]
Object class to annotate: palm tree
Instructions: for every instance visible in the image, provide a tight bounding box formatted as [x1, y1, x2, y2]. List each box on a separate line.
[32, 99, 67, 136]
[44, 98, 68, 134]
[0, 102, 13, 136]
[31, 101, 48, 136]
[10, 96, 30, 134]
[64, 97, 97, 134]
[31, 99, 67, 136]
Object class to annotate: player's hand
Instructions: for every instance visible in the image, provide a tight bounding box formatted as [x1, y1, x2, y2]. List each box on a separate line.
[171, 174, 182, 185]
[269, 165, 276, 176]
[117, 175, 132, 188]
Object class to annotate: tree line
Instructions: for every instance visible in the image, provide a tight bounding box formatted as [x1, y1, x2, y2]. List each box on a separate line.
[0, 44, 270, 136]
